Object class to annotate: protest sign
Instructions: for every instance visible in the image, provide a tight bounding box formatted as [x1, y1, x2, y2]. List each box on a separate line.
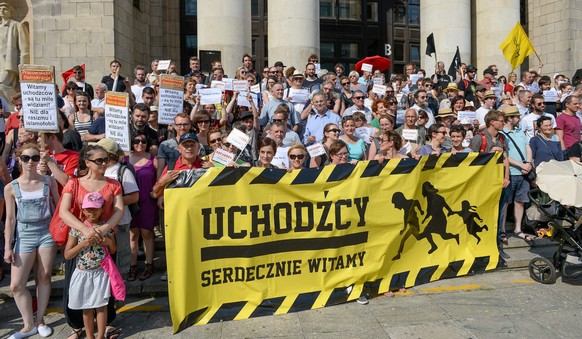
[223, 78, 234, 91]
[158, 74, 184, 125]
[250, 84, 261, 93]
[165, 152, 502, 332]
[361, 63, 373, 72]
[233, 80, 249, 92]
[105, 92, 130, 152]
[237, 91, 259, 108]
[373, 77, 384, 85]
[354, 126, 374, 144]
[157, 60, 171, 71]
[211, 81, 225, 91]
[543, 90, 557, 103]
[410, 74, 423, 85]
[372, 84, 387, 96]
[458, 111, 477, 125]
[271, 146, 289, 168]
[307, 142, 326, 158]
[226, 128, 250, 150]
[199, 88, 223, 105]
[401, 129, 419, 141]
[288, 88, 309, 103]
[19, 65, 59, 132]
[212, 148, 235, 166]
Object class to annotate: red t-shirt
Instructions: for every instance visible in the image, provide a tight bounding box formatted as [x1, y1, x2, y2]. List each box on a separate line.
[160, 156, 203, 177]
[62, 178, 122, 222]
[53, 149, 80, 193]
[5, 112, 20, 134]
[556, 113, 581, 149]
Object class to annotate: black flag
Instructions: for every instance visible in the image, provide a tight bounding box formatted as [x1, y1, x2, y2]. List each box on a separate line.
[448, 46, 462, 78]
[425, 33, 436, 57]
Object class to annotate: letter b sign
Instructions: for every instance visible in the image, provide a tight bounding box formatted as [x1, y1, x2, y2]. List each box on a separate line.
[384, 44, 392, 56]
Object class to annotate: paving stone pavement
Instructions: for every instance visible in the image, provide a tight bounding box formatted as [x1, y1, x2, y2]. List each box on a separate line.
[1, 268, 581, 338]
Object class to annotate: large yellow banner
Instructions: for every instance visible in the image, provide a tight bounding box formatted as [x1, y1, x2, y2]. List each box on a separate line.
[165, 152, 503, 333]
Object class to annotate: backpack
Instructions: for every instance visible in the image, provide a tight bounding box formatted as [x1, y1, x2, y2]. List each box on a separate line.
[117, 162, 140, 217]
[479, 132, 505, 153]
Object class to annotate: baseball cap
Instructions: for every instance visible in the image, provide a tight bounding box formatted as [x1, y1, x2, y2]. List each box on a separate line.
[240, 111, 253, 120]
[466, 65, 478, 72]
[274, 61, 286, 68]
[90, 138, 119, 155]
[179, 133, 199, 144]
[483, 68, 495, 75]
[82, 192, 105, 209]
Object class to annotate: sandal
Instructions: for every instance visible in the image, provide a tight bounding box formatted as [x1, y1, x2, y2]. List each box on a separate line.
[514, 231, 534, 245]
[66, 328, 83, 339]
[500, 232, 508, 244]
[139, 263, 154, 281]
[105, 326, 122, 339]
[127, 265, 138, 282]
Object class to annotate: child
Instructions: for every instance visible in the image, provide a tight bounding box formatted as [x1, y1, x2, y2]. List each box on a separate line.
[64, 192, 116, 339]
[451, 200, 489, 244]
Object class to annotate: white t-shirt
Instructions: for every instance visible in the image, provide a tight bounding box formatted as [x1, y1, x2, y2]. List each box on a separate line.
[520, 112, 557, 140]
[105, 163, 139, 225]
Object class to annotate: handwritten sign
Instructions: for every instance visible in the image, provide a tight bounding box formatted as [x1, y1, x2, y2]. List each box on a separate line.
[409, 74, 423, 85]
[354, 127, 374, 144]
[361, 63, 373, 73]
[157, 60, 171, 71]
[372, 84, 387, 96]
[212, 148, 235, 166]
[199, 88, 222, 105]
[226, 128, 250, 151]
[250, 84, 261, 93]
[19, 65, 59, 132]
[307, 142, 327, 158]
[223, 78, 234, 91]
[401, 129, 419, 141]
[104, 92, 130, 152]
[458, 111, 477, 125]
[237, 91, 259, 108]
[314, 63, 321, 74]
[158, 74, 184, 125]
[271, 146, 289, 169]
[233, 80, 249, 92]
[543, 90, 557, 103]
[195, 84, 207, 92]
[373, 77, 384, 85]
[211, 81, 225, 91]
[288, 88, 309, 103]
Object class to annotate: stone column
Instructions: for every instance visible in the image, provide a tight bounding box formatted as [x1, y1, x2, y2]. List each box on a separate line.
[197, 0, 251, 77]
[268, 0, 319, 70]
[420, 0, 471, 76]
[474, 0, 520, 77]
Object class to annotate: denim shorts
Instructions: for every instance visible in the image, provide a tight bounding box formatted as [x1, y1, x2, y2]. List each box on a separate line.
[508, 175, 530, 203]
[14, 219, 54, 253]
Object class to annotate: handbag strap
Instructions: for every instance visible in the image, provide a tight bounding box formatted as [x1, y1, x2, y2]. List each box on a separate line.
[500, 131, 526, 162]
[536, 134, 559, 160]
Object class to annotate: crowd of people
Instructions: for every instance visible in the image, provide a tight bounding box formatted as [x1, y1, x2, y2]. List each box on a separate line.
[1, 53, 582, 339]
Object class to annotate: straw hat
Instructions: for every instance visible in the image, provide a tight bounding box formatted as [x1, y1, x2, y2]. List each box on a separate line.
[436, 107, 455, 118]
[483, 90, 497, 99]
[502, 105, 520, 117]
[443, 82, 459, 93]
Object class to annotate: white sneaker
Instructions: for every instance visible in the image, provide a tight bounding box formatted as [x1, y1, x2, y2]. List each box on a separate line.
[7, 327, 38, 339]
[161, 271, 168, 281]
[37, 324, 53, 338]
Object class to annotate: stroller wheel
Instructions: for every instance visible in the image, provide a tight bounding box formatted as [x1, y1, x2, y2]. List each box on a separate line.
[529, 257, 556, 284]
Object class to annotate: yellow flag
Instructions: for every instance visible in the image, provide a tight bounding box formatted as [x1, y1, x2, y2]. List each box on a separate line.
[500, 23, 535, 70]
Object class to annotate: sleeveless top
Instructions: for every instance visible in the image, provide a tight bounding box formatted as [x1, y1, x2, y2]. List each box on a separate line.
[74, 112, 94, 137]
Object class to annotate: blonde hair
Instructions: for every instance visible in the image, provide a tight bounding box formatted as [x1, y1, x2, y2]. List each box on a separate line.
[287, 143, 307, 156]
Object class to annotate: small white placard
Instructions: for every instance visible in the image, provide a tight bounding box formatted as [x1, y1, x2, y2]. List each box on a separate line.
[195, 84, 207, 92]
[314, 63, 321, 74]
[361, 63, 373, 73]
[372, 84, 387, 96]
[223, 78, 234, 91]
[212, 148, 235, 166]
[21, 83, 59, 132]
[491, 86, 502, 98]
[233, 80, 249, 92]
[250, 84, 261, 93]
[373, 78, 384, 85]
[354, 127, 374, 144]
[211, 80, 225, 91]
[104, 92, 130, 152]
[271, 146, 289, 169]
[289, 88, 309, 103]
[307, 142, 326, 158]
[543, 90, 557, 103]
[199, 88, 223, 105]
[157, 60, 171, 71]
[237, 91, 259, 108]
[226, 128, 251, 151]
[401, 129, 419, 141]
[409, 74, 423, 85]
[458, 111, 477, 125]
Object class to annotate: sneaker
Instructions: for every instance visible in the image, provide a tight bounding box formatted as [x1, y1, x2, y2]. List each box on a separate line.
[37, 324, 53, 338]
[356, 296, 369, 305]
[7, 327, 38, 339]
[161, 271, 168, 281]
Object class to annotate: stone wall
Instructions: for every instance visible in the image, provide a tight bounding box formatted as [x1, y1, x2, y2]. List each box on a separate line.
[528, 0, 582, 79]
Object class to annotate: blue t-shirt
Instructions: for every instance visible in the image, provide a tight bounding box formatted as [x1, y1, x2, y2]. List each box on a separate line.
[345, 138, 366, 161]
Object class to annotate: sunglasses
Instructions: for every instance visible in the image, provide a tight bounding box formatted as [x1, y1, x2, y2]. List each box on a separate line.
[197, 120, 210, 124]
[341, 82, 349, 86]
[289, 154, 305, 160]
[326, 128, 340, 133]
[20, 154, 41, 163]
[86, 157, 109, 165]
[223, 142, 231, 147]
[272, 119, 285, 123]
[209, 138, 222, 144]
[353, 96, 364, 100]
[132, 139, 147, 145]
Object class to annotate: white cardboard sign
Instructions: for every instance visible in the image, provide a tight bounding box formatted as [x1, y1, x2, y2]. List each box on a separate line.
[226, 128, 250, 151]
[104, 92, 131, 152]
[361, 63, 373, 73]
[199, 88, 222, 105]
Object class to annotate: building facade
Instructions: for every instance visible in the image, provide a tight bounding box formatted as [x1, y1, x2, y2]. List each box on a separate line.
[13, 0, 582, 86]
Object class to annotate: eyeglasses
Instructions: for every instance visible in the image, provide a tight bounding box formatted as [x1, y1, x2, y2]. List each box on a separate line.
[341, 82, 349, 86]
[389, 101, 397, 105]
[17, 115, 23, 120]
[289, 154, 305, 160]
[209, 138, 222, 144]
[353, 96, 364, 100]
[20, 154, 41, 163]
[86, 157, 109, 165]
[197, 120, 210, 124]
[536, 103, 546, 107]
[272, 119, 285, 123]
[175, 123, 190, 128]
[435, 131, 447, 135]
[333, 152, 349, 158]
[132, 139, 147, 145]
[269, 71, 278, 74]
[240, 70, 247, 75]
[326, 128, 340, 133]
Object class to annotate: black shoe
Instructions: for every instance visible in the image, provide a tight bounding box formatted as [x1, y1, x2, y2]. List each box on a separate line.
[499, 250, 510, 259]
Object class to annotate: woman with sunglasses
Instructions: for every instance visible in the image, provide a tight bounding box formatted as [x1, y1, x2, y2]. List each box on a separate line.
[217, 134, 251, 167]
[287, 143, 307, 170]
[125, 132, 158, 281]
[339, 116, 367, 164]
[310, 123, 340, 168]
[235, 66, 248, 80]
[2, 127, 37, 180]
[202, 129, 224, 167]
[415, 123, 450, 157]
[61, 81, 78, 116]
[339, 76, 353, 116]
[4, 144, 60, 339]
[68, 92, 94, 139]
[261, 75, 278, 106]
[348, 70, 365, 93]
[191, 110, 213, 152]
[374, 131, 408, 162]
[59, 145, 124, 339]
[328, 140, 350, 165]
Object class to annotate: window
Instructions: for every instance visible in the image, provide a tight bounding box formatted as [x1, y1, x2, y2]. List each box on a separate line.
[394, 41, 404, 62]
[410, 44, 420, 62]
[251, 0, 258, 16]
[366, 1, 378, 22]
[341, 43, 358, 58]
[321, 42, 335, 59]
[185, 35, 198, 56]
[408, 0, 420, 25]
[393, 1, 405, 24]
[185, 0, 197, 16]
[320, 0, 335, 19]
[338, 0, 361, 21]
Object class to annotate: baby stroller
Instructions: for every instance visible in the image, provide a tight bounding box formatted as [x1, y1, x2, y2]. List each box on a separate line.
[527, 160, 582, 284]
